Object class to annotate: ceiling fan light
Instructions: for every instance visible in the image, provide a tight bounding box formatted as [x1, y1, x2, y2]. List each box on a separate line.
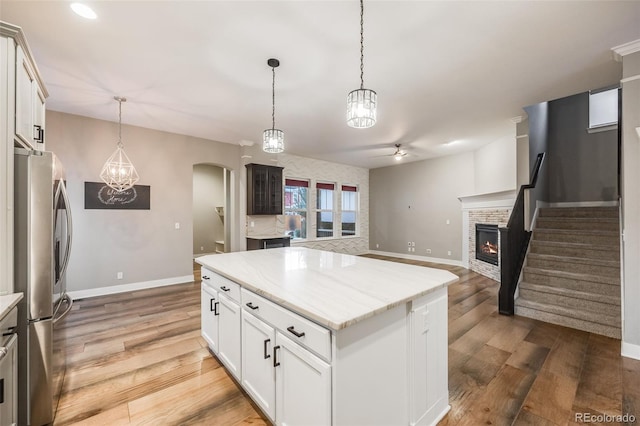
[263, 128, 284, 154]
[347, 88, 377, 129]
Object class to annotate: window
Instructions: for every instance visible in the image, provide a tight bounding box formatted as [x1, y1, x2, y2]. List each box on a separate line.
[316, 182, 334, 238]
[589, 87, 618, 129]
[341, 185, 358, 236]
[284, 179, 308, 239]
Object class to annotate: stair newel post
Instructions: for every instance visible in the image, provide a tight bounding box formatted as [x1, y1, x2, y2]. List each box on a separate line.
[498, 226, 513, 314]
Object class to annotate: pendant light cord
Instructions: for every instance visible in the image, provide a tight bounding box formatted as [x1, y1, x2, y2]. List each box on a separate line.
[117, 99, 123, 148]
[271, 66, 276, 130]
[360, 0, 365, 90]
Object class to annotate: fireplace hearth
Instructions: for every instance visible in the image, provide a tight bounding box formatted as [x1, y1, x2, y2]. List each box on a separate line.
[476, 224, 499, 265]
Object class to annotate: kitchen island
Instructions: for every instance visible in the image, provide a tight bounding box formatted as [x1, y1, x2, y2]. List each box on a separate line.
[196, 247, 458, 426]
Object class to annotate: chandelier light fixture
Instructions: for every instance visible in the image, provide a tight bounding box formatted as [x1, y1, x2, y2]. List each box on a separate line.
[263, 58, 284, 153]
[347, 0, 377, 129]
[100, 96, 139, 192]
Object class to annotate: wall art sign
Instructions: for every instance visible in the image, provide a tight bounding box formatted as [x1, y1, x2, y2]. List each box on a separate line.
[84, 182, 151, 210]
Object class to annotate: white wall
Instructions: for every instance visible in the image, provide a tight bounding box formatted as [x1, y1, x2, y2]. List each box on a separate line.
[474, 135, 517, 194]
[193, 164, 224, 255]
[46, 111, 241, 295]
[620, 49, 640, 358]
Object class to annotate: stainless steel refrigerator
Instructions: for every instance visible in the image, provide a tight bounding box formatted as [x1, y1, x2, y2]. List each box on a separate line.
[14, 148, 73, 426]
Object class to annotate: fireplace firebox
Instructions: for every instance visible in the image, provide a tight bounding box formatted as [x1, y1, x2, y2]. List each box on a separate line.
[476, 224, 499, 265]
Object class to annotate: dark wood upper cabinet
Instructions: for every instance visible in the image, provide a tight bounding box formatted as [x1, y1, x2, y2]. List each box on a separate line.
[246, 163, 283, 215]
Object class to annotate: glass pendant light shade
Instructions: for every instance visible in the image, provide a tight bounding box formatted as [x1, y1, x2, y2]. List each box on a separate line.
[347, 88, 377, 128]
[263, 128, 284, 153]
[100, 96, 139, 192]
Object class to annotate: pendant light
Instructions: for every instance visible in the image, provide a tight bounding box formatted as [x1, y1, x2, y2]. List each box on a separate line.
[100, 96, 139, 192]
[263, 58, 284, 153]
[347, 0, 377, 129]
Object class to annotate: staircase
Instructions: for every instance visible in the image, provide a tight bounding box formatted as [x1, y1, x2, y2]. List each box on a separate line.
[514, 206, 621, 338]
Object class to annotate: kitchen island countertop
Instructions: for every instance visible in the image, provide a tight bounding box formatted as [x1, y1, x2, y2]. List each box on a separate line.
[196, 247, 458, 330]
[0, 293, 23, 321]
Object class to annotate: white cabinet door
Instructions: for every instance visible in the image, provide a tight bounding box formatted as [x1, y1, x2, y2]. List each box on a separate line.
[15, 45, 35, 147]
[0, 334, 18, 426]
[241, 310, 276, 421]
[218, 293, 241, 380]
[200, 285, 219, 353]
[275, 332, 331, 426]
[409, 292, 448, 425]
[32, 84, 46, 150]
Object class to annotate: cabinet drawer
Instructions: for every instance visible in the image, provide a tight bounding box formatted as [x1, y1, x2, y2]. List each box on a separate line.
[201, 268, 241, 303]
[241, 289, 331, 362]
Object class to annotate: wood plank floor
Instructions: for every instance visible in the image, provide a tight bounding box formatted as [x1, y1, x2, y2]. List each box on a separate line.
[52, 256, 640, 425]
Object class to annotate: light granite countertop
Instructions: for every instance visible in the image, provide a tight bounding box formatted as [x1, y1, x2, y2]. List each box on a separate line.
[196, 247, 458, 330]
[246, 235, 291, 240]
[0, 293, 23, 322]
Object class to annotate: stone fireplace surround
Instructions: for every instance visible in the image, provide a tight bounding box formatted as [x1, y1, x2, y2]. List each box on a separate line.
[459, 190, 516, 282]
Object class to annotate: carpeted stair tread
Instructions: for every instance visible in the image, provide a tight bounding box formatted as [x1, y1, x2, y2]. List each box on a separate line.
[527, 253, 620, 268]
[515, 303, 621, 339]
[529, 240, 620, 261]
[514, 298, 620, 328]
[519, 281, 620, 309]
[538, 207, 619, 218]
[523, 266, 620, 286]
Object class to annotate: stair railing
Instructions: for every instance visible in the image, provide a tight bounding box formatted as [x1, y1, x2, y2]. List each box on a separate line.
[498, 152, 545, 315]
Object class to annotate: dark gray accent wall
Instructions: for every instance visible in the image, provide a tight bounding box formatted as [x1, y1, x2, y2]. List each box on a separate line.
[525, 91, 619, 207]
[524, 101, 549, 221]
[547, 92, 618, 202]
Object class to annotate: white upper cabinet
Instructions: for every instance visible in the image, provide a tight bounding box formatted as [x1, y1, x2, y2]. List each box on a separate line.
[15, 44, 46, 150]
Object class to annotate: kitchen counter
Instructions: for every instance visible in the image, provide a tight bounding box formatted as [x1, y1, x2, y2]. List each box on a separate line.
[246, 234, 291, 240]
[196, 247, 457, 330]
[0, 293, 23, 321]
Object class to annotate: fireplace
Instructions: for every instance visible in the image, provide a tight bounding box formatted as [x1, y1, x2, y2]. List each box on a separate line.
[476, 224, 498, 265]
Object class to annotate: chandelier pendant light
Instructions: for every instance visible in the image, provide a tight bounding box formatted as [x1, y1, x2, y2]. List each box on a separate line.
[263, 58, 285, 153]
[347, 0, 377, 129]
[100, 96, 139, 192]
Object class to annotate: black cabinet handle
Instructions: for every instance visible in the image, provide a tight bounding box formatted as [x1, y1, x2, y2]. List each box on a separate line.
[246, 302, 259, 310]
[210, 298, 215, 312]
[287, 326, 305, 338]
[213, 301, 219, 316]
[264, 339, 271, 359]
[202, 276, 210, 280]
[34, 125, 44, 143]
[220, 286, 231, 292]
[273, 345, 281, 367]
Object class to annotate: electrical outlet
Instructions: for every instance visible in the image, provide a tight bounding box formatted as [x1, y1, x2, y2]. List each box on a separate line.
[200, 246, 204, 251]
[447, 251, 452, 256]
[426, 248, 432, 254]
[250, 221, 255, 227]
[446, 219, 450, 225]
[376, 243, 379, 249]
[175, 222, 180, 230]
[117, 272, 123, 280]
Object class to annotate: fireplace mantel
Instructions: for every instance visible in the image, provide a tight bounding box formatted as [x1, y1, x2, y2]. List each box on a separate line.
[459, 189, 517, 211]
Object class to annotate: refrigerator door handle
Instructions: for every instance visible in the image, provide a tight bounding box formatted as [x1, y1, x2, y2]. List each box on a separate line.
[53, 294, 73, 325]
[55, 180, 73, 289]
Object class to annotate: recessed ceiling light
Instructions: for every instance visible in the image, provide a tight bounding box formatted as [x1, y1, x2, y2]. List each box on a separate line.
[444, 140, 460, 146]
[70, 3, 97, 19]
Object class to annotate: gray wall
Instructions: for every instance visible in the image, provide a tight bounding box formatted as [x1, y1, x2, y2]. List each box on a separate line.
[525, 91, 619, 208]
[193, 164, 224, 255]
[46, 111, 241, 293]
[370, 152, 475, 261]
[524, 101, 550, 222]
[547, 92, 618, 202]
[620, 50, 640, 352]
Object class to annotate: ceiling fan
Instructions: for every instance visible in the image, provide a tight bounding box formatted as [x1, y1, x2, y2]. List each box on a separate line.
[390, 144, 408, 161]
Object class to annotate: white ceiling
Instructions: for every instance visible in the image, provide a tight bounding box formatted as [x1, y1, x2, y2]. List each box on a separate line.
[2, 1, 639, 169]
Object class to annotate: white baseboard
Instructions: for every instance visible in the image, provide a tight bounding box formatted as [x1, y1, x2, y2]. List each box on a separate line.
[367, 250, 464, 267]
[547, 201, 619, 208]
[67, 274, 195, 300]
[622, 341, 640, 360]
